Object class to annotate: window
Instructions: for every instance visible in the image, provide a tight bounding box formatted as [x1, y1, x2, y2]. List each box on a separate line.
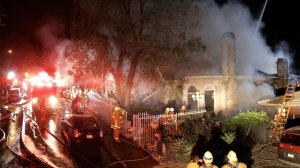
[281, 133, 300, 146]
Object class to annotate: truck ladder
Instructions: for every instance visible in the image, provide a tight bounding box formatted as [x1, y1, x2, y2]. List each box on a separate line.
[271, 78, 297, 145]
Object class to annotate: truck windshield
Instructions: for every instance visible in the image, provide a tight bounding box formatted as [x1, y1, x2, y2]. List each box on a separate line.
[281, 133, 300, 146]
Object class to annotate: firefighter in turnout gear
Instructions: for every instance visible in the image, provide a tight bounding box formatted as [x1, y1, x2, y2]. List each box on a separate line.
[187, 155, 202, 168]
[222, 150, 247, 168]
[111, 106, 122, 142]
[71, 95, 83, 113]
[200, 151, 218, 168]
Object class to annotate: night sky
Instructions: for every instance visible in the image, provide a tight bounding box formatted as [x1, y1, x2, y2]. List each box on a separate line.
[0, 0, 70, 74]
[243, 0, 300, 74]
[0, 0, 299, 74]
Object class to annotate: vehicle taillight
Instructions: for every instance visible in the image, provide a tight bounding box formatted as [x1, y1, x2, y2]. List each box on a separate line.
[100, 130, 103, 138]
[74, 129, 79, 138]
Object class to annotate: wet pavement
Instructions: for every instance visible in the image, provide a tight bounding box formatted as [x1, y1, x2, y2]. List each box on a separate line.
[19, 99, 160, 168]
[1, 101, 38, 168]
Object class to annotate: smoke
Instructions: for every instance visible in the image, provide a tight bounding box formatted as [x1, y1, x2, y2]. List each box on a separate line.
[184, 0, 293, 110]
[35, 19, 65, 74]
[26, 0, 295, 110]
[185, 0, 291, 74]
[54, 40, 74, 86]
[34, 19, 74, 86]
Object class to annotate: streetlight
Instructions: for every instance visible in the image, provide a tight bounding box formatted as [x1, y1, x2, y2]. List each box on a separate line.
[192, 91, 204, 111]
[0, 49, 13, 72]
[0, 49, 13, 55]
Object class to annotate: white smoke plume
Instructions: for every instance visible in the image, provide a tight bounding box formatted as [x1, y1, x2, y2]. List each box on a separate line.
[184, 0, 293, 110]
[35, 19, 74, 86]
[54, 40, 74, 87]
[186, 0, 292, 75]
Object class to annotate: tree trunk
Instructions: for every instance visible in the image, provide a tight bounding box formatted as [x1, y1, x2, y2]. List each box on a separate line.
[115, 51, 124, 102]
[124, 51, 139, 107]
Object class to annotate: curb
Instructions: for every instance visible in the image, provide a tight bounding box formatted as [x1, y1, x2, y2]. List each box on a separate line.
[20, 110, 53, 168]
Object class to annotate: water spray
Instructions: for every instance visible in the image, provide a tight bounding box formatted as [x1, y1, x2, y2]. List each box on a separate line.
[255, 0, 269, 36]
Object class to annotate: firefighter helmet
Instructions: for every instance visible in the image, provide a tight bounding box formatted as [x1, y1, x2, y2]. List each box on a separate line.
[165, 107, 170, 112]
[203, 151, 213, 164]
[227, 150, 238, 162]
[114, 106, 120, 111]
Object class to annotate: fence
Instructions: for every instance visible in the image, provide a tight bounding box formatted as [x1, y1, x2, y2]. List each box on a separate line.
[132, 110, 206, 148]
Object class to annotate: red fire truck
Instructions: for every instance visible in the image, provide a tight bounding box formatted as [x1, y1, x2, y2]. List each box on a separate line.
[30, 72, 59, 120]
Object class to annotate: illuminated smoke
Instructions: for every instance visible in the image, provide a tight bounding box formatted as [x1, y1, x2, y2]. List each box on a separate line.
[35, 19, 74, 86]
[184, 0, 293, 110]
[36, 19, 64, 73]
[54, 40, 74, 87]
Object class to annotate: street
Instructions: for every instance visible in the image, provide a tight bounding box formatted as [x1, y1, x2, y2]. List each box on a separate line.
[0, 97, 159, 168]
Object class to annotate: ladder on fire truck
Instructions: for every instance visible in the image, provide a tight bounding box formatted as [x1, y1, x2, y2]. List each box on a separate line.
[270, 78, 298, 145]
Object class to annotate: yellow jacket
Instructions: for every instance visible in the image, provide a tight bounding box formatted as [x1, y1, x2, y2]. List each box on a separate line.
[199, 163, 218, 168]
[221, 162, 247, 168]
[187, 162, 199, 168]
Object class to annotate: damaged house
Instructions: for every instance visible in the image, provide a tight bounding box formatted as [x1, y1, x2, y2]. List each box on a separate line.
[182, 32, 289, 116]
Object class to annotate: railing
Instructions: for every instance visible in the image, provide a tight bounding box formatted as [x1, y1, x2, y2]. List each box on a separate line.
[132, 110, 206, 148]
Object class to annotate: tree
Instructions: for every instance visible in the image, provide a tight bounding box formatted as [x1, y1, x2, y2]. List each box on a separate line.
[65, 0, 206, 107]
[227, 110, 270, 135]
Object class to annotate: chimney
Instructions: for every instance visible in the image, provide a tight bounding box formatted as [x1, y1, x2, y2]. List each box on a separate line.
[276, 58, 289, 87]
[221, 32, 236, 76]
[277, 58, 288, 78]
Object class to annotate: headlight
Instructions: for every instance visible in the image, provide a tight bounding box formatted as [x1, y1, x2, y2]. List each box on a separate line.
[32, 97, 38, 104]
[49, 96, 58, 107]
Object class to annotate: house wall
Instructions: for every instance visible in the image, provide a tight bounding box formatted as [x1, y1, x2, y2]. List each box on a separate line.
[183, 76, 237, 116]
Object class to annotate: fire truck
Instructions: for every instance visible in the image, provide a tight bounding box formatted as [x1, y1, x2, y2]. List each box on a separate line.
[30, 72, 59, 119]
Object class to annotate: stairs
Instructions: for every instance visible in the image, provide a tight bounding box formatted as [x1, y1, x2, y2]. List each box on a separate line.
[271, 78, 297, 145]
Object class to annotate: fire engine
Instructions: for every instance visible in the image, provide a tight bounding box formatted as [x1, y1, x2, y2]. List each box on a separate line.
[30, 72, 59, 119]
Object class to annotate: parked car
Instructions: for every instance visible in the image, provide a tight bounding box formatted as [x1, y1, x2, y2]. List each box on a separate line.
[278, 125, 300, 167]
[61, 114, 104, 147]
[7, 88, 22, 103]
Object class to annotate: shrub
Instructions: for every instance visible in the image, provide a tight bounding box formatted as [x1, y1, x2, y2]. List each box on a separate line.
[221, 131, 236, 144]
[179, 114, 221, 144]
[163, 113, 221, 162]
[165, 138, 193, 162]
[227, 109, 270, 135]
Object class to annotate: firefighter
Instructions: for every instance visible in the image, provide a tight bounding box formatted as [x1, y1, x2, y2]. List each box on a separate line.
[222, 150, 247, 168]
[71, 95, 83, 113]
[200, 151, 218, 168]
[111, 106, 122, 142]
[181, 105, 188, 113]
[164, 107, 170, 115]
[187, 155, 202, 168]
